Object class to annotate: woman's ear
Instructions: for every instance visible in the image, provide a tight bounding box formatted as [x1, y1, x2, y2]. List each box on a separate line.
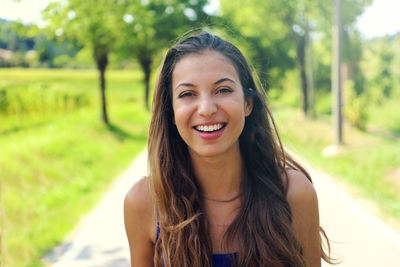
[245, 89, 254, 117]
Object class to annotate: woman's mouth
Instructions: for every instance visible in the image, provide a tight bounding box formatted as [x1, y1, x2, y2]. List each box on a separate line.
[194, 123, 225, 132]
[193, 123, 226, 140]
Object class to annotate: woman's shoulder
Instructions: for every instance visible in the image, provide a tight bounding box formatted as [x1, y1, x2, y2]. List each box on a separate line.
[124, 176, 154, 219]
[125, 176, 151, 205]
[283, 169, 316, 203]
[283, 168, 319, 233]
[283, 171, 322, 266]
[282, 168, 319, 223]
[124, 176, 156, 238]
[124, 177, 157, 265]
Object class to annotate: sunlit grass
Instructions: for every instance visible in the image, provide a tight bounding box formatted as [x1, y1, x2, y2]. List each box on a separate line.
[0, 68, 150, 266]
[367, 96, 400, 134]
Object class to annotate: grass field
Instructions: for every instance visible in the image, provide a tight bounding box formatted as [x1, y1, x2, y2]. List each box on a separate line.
[0, 68, 150, 267]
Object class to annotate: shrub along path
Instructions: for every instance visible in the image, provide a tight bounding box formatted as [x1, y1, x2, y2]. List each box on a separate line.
[45, 149, 400, 267]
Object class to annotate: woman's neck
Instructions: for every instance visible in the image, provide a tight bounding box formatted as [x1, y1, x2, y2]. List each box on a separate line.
[189, 146, 244, 200]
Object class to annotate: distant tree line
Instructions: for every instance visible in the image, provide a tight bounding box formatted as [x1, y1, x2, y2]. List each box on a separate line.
[0, 18, 81, 68]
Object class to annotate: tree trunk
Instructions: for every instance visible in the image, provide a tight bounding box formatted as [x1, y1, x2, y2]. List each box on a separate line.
[305, 18, 315, 119]
[95, 51, 109, 125]
[284, 13, 309, 116]
[296, 36, 308, 116]
[332, 0, 343, 144]
[139, 55, 152, 110]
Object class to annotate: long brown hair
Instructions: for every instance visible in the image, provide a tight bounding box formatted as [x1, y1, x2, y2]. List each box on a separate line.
[148, 32, 331, 266]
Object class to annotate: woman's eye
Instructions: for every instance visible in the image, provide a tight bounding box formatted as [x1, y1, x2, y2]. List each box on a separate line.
[179, 91, 194, 98]
[217, 88, 233, 94]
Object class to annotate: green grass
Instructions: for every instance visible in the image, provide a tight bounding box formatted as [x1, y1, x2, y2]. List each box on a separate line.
[367, 96, 400, 135]
[0, 68, 150, 267]
[272, 106, 400, 227]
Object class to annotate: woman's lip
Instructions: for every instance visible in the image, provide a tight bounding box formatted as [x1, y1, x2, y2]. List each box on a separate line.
[194, 126, 226, 140]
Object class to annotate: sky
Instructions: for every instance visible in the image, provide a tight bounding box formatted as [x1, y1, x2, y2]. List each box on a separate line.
[0, 0, 399, 38]
[356, 0, 400, 38]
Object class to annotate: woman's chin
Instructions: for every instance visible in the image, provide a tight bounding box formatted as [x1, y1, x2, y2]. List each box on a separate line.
[188, 143, 240, 159]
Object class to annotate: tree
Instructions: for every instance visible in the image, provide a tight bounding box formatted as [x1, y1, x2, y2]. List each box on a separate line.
[219, 0, 372, 117]
[43, 0, 120, 124]
[115, 0, 212, 109]
[219, 0, 322, 114]
[219, 0, 295, 90]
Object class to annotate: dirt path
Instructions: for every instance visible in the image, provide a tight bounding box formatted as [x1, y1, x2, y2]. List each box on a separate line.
[309, 163, 400, 267]
[45, 150, 400, 267]
[43, 150, 147, 267]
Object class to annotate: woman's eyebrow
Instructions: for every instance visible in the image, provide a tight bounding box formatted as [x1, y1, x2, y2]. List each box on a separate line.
[214, 78, 236, 85]
[175, 83, 195, 91]
[175, 78, 236, 91]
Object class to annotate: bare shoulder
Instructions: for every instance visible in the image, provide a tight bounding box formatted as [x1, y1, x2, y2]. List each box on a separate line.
[124, 176, 155, 234]
[284, 169, 321, 266]
[124, 176, 153, 213]
[124, 177, 155, 267]
[284, 169, 317, 205]
[284, 169, 319, 227]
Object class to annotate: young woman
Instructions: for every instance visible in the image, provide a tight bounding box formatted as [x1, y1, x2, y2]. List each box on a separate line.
[124, 32, 331, 267]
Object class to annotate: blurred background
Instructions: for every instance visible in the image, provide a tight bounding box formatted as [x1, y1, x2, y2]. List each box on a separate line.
[0, 0, 399, 266]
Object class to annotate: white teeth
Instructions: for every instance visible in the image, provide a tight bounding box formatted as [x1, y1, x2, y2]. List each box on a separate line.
[196, 124, 223, 132]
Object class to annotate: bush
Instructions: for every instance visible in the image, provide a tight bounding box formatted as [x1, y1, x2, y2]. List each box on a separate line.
[0, 84, 91, 116]
[344, 80, 368, 130]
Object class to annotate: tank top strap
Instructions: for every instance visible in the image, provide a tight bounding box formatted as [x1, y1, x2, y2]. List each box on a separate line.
[156, 209, 160, 242]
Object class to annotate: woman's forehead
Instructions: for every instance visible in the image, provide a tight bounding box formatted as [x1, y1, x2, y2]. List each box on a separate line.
[172, 50, 240, 87]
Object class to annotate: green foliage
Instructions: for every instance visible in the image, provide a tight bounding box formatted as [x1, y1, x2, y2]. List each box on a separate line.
[1, 69, 149, 267]
[43, 0, 118, 54]
[361, 34, 400, 126]
[367, 97, 400, 135]
[314, 91, 332, 115]
[267, 69, 301, 108]
[116, 0, 211, 54]
[219, 0, 372, 118]
[53, 47, 94, 68]
[311, 0, 371, 111]
[114, 0, 213, 108]
[0, 19, 82, 67]
[373, 40, 395, 98]
[219, 0, 295, 88]
[0, 19, 35, 51]
[0, 69, 98, 119]
[312, 40, 332, 94]
[0, 83, 90, 116]
[344, 80, 368, 130]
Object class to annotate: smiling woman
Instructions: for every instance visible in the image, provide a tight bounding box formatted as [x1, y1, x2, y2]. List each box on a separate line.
[124, 32, 334, 267]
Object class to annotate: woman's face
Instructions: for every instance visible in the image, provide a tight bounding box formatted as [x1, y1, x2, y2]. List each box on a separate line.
[171, 50, 253, 158]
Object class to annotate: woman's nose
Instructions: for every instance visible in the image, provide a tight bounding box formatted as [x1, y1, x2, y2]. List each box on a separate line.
[197, 95, 217, 117]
